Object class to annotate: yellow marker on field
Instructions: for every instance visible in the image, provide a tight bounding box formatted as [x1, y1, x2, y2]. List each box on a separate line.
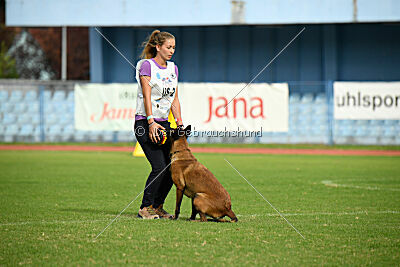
[133, 111, 177, 157]
[133, 142, 145, 157]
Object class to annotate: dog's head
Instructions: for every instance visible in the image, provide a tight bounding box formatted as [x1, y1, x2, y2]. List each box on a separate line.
[169, 125, 191, 153]
[169, 125, 191, 141]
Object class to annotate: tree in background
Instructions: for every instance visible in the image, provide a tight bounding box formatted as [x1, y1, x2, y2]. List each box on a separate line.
[7, 30, 56, 80]
[0, 41, 18, 78]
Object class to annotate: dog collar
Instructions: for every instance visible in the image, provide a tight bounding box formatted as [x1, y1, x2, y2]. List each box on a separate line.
[169, 148, 191, 158]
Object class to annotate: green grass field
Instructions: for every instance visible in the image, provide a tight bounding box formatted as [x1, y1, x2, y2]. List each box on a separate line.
[0, 149, 399, 265]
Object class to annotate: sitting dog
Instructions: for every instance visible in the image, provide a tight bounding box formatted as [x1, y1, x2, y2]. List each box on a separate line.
[169, 125, 238, 222]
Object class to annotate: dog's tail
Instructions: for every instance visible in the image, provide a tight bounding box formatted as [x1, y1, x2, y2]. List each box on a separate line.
[226, 210, 238, 222]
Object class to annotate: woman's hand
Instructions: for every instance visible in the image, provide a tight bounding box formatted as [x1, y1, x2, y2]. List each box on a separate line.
[148, 122, 166, 143]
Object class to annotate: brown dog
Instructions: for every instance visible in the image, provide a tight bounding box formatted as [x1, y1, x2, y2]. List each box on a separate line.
[169, 126, 238, 222]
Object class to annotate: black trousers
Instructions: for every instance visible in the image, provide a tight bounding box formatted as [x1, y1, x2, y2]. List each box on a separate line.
[134, 119, 173, 209]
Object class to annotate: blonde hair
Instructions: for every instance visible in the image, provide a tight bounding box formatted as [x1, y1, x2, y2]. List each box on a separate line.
[140, 30, 175, 59]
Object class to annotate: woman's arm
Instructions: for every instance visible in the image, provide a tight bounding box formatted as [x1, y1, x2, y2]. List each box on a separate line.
[171, 86, 183, 127]
[140, 75, 165, 143]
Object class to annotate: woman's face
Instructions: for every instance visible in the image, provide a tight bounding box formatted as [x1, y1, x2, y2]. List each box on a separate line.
[156, 38, 175, 61]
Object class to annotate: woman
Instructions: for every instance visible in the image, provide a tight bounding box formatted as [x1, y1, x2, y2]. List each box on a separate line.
[134, 30, 183, 219]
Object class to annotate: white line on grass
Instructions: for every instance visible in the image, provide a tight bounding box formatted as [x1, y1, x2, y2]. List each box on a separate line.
[322, 180, 400, 191]
[237, 210, 400, 217]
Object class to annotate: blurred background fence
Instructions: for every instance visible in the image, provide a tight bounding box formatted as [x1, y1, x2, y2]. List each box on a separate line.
[1, 79, 399, 145]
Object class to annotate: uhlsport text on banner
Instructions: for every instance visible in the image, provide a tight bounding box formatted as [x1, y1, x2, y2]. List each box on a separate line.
[334, 82, 400, 120]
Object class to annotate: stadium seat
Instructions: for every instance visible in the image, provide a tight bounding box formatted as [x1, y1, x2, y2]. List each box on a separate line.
[53, 91, 66, 102]
[261, 134, 288, 144]
[17, 113, 31, 125]
[382, 126, 396, 137]
[66, 91, 74, 102]
[355, 120, 368, 126]
[86, 130, 103, 142]
[333, 125, 341, 136]
[0, 91, 8, 102]
[20, 124, 34, 136]
[340, 127, 354, 137]
[58, 115, 71, 126]
[368, 127, 382, 137]
[0, 102, 14, 113]
[314, 93, 326, 104]
[53, 101, 69, 113]
[289, 104, 299, 114]
[31, 114, 40, 126]
[395, 125, 400, 135]
[8, 91, 23, 103]
[312, 104, 328, 115]
[300, 93, 314, 104]
[310, 126, 324, 136]
[43, 91, 52, 102]
[289, 93, 301, 103]
[0, 124, 5, 135]
[297, 115, 312, 125]
[26, 102, 40, 114]
[369, 120, 383, 127]
[64, 112, 74, 123]
[383, 120, 396, 126]
[117, 131, 134, 142]
[13, 103, 27, 114]
[336, 120, 353, 129]
[102, 131, 115, 142]
[289, 115, 298, 125]
[314, 115, 329, 124]
[46, 125, 63, 142]
[18, 125, 41, 142]
[298, 105, 312, 115]
[355, 126, 368, 137]
[44, 102, 54, 114]
[66, 102, 74, 113]
[2, 113, 17, 125]
[45, 113, 58, 126]
[24, 90, 38, 101]
[62, 125, 74, 141]
[4, 125, 19, 142]
[395, 137, 400, 145]
[73, 130, 87, 142]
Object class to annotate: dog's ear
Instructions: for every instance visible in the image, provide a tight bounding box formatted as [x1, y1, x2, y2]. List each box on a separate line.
[169, 128, 179, 140]
[184, 125, 191, 137]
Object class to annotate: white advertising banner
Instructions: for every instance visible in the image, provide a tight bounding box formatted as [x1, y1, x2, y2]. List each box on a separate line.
[75, 83, 288, 132]
[334, 82, 400, 120]
[75, 83, 137, 131]
[179, 83, 288, 132]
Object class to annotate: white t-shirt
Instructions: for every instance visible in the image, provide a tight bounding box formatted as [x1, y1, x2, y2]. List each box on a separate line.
[135, 59, 178, 119]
